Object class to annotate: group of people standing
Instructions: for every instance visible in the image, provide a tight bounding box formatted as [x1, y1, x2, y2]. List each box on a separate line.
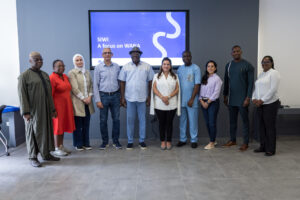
[17, 45, 280, 168]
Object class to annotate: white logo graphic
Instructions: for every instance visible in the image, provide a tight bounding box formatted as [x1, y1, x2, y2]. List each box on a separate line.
[152, 12, 181, 58]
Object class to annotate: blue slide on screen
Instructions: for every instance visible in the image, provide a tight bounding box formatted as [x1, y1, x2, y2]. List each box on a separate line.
[89, 11, 187, 67]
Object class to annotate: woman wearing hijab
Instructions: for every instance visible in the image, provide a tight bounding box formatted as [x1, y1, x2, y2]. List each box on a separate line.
[68, 54, 95, 151]
[252, 56, 280, 156]
[50, 59, 75, 156]
[150, 57, 180, 150]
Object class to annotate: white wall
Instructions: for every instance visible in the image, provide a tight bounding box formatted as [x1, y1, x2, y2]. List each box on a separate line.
[0, 0, 20, 106]
[258, 0, 300, 106]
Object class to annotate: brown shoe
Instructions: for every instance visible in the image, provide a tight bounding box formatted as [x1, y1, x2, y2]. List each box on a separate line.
[222, 141, 237, 147]
[239, 144, 248, 152]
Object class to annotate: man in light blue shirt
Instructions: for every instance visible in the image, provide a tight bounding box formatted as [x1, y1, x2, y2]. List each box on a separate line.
[94, 48, 122, 149]
[177, 51, 201, 148]
[118, 47, 154, 150]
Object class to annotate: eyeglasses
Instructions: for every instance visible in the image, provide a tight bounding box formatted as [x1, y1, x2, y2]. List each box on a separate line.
[103, 52, 112, 55]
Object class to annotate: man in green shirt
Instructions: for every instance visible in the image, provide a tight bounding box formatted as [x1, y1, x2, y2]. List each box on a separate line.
[223, 45, 254, 151]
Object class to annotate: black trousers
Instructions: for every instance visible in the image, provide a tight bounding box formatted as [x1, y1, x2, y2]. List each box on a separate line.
[256, 100, 279, 154]
[155, 109, 177, 142]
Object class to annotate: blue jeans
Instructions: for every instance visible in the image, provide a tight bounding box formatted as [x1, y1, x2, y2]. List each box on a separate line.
[201, 99, 220, 142]
[229, 105, 249, 144]
[126, 101, 146, 143]
[99, 91, 120, 144]
[73, 105, 91, 147]
[179, 106, 199, 143]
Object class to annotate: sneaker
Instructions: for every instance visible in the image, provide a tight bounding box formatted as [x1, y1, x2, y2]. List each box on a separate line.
[176, 141, 187, 147]
[191, 143, 198, 148]
[43, 154, 60, 161]
[83, 146, 92, 150]
[113, 142, 122, 149]
[30, 158, 42, 167]
[53, 148, 68, 156]
[75, 146, 84, 151]
[204, 143, 215, 150]
[60, 145, 71, 154]
[126, 143, 133, 150]
[139, 142, 147, 150]
[99, 143, 109, 150]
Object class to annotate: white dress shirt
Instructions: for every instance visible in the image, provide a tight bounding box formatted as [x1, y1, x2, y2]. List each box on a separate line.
[252, 68, 280, 104]
[150, 73, 181, 116]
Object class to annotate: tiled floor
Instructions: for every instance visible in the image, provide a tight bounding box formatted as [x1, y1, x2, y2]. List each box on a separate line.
[1, 136, 300, 200]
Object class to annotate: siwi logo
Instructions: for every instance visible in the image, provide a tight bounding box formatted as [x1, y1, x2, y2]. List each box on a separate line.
[152, 12, 181, 58]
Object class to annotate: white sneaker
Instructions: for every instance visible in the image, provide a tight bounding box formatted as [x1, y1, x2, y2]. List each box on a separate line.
[60, 145, 71, 154]
[83, 146, 92, 150]
[53, 149, 68, 156]
[204, 143, 215, 150]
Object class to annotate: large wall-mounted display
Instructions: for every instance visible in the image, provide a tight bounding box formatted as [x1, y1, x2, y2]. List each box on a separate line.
[89, 10, 189, 67]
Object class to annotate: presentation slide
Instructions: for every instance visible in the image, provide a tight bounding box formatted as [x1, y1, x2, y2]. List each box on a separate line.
[89, 11, 188, 67]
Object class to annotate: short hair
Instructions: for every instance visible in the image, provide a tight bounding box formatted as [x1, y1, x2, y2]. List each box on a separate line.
[232, 45, 241, 50]
[182, 50, 192, 56]
[262, 55, 275, 69]
[52, 59, 63, 68]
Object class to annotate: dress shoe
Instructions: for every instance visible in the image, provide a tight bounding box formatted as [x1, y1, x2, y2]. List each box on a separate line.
[30, 158, 42, 167]
[253, 147, 265, 153]
[222, 141, 237, 147]
[191, 143, 198, 148]
[239, 144, 249, 151]
[176, 141, 186, 147]
[43, 154, 60, 161]
[265, 152, 275, 156]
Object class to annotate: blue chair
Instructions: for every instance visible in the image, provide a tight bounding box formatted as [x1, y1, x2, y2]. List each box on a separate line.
[0, 105, 10, 156]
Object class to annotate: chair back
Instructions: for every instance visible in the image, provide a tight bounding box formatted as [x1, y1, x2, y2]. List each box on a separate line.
[0, 105, 7, 124]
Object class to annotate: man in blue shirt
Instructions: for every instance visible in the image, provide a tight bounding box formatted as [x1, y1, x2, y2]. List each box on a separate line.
[118, 47, 154, 150]
[177, 51, 201, 148]
[223, 45, 254, 151]
[94, 48, 122, 149]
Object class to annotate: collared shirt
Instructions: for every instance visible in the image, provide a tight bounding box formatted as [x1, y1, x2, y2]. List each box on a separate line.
[118, 61, 154, 102]
[177, 63, 201, 108]
[93, 62, 120, 103]
[150, 73, 181, 116]
[252, 68, 280, 104]
[223, 59, 254, 106]
[199, 74, 223, 101]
